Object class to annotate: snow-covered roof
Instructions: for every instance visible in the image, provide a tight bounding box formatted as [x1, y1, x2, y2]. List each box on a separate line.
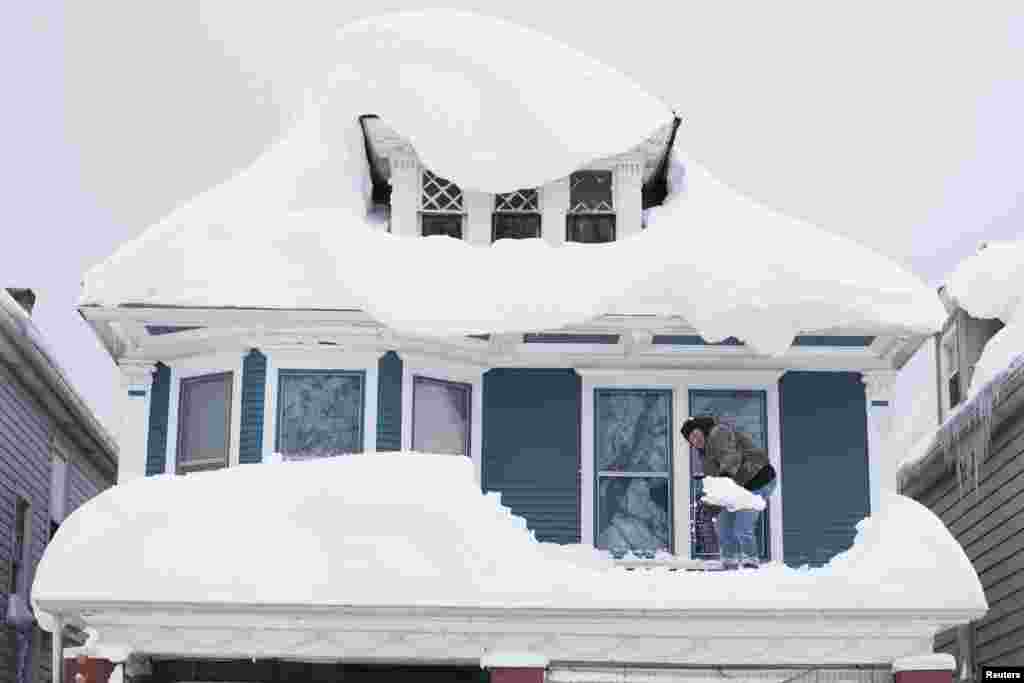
[34, 453, 985, 636]
[80, 10, 944, 357]
[897, 239, 1024, 490]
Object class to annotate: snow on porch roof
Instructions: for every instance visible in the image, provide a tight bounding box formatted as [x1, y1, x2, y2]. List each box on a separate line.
[79, 10, 946, 357]
[34, 453, 984, 634]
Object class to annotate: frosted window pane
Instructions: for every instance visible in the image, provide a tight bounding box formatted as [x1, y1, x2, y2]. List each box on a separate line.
[277, 371, 364, 456]
[178, 373, 231, 470]
[596, 476, 671, 555]
[595, 390, 671, 473]
[413, 377, 471, 457]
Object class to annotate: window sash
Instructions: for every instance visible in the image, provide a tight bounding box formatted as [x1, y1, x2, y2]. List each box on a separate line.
[275, 369, 366, 457]
[412, 376, 472, 458]
[569, 170, 614, 213]
[492, 212, 541, 241]
[421, 213, 464, 239]
[566, 214, 616, 243]
[688, 388, 771, 561]
[594, 388, 674, 555]
[421, 170, 464, 212]
[176, 372, 233, 474]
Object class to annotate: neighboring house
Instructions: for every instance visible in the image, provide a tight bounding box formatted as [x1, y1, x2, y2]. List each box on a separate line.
[52, 115, 963, 682]
[897, 288, 1021, 677]
[0, 289, 118, 682]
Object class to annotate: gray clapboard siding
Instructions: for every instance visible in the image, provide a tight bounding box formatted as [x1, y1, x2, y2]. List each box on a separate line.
[376, 351, 403, 451]
[778, 371, 870, 567]
[482, 368, 581, 544]
[906, 397, 1024, 670]
[146, 362, 171, 475]
[239, 349, 268, 464]
[0, 372, 52, 683]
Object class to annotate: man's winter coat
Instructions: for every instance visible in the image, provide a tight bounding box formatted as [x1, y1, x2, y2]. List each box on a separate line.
[701, 424, 771, 488]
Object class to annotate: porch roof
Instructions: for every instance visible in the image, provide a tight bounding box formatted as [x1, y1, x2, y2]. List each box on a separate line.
[34, 453, 984, 665]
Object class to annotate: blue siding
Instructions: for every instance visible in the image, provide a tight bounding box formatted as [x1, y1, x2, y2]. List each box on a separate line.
[145, 363, 171, 476]
[239, 349, 267, 464]
[482, 368, 580, 543]
[376, 351, 403, 451]
[779, 371, 869, 567]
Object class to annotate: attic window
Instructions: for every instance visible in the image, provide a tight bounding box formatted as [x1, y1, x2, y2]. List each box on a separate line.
[493, 189, 541, 241]
[420, 170, 464, 238]
[567, 171, 615, 243]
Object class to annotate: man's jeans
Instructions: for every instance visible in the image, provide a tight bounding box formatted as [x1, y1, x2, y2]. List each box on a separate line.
[716, 479, 777, 564]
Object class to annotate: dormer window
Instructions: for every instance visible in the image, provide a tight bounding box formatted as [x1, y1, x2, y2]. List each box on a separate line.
[420, 170, 464, 238]
[493, 189, 541, 241]
[567, 170, 615, 243]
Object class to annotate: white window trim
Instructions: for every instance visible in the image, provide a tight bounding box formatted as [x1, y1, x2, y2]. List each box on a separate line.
[400, 353, 484, 483]
[261, 349, 380, 458]
[579, 369, 783, 562]
[164, 352, 245, 474]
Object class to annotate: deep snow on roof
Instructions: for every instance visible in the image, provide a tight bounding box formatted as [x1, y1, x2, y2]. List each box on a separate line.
[80, 10, 945, 356]
[33, 452, 985, 632]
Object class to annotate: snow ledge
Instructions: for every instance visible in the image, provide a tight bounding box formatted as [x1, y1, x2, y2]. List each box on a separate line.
[891, 653, 956, 672]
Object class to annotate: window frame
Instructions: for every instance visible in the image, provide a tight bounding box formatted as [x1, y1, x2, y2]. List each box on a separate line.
[400, 354, 485, 480]
[566, 170, 616, 244]
[492, 189, 542, 242]
[261, 350, 380, 458]
[940, 322, 962, 413]
[175, 371, 235, 474]
[164, 352, 245, 475]
[411, 375, 473, 458]
[9, 496, 31, 594]
[687, 388, 772, 562]
[579, 369, 784, 562]
[593, 387, 674, 556]
[420, 169, 465, 238]
[274, 368, 367, 457]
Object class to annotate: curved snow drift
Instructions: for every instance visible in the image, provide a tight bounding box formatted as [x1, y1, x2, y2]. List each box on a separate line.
[33, 453, 986, 630]
[81, 10, 945, 355]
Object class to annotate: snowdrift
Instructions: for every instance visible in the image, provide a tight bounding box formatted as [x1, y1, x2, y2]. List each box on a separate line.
[81, 10, 945, 356]
[33, 453, 986, 632]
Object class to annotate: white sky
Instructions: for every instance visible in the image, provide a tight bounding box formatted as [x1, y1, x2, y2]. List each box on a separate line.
[2, 1, 1022, 438]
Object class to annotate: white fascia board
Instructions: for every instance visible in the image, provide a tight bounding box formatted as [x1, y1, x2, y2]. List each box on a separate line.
[39, 601, 981, 667]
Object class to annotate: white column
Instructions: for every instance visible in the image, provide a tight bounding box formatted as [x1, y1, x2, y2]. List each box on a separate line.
[863, 370, 897, 515]
[615, 153, 644, 240]
[541, 177, 569, 247]
[388, 146, 420, 238]
[464, 190, 494, 246]
[117, 360, 157, 483]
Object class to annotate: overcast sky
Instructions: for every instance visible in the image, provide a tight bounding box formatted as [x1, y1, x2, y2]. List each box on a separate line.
[2, 1, 1021, 437]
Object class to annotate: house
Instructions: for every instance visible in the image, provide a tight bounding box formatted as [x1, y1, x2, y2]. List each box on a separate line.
[896, 242, 1024, 678]
[0, 289, 118, 682]
[31, 10, 984, 683]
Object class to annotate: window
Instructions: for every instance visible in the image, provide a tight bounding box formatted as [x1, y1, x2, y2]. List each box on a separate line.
[176, 372, 233, 473]
[594, 389, 673, 556]
[942, 324, 962, 411]
[412, 376, 472, 457]
[276, 370, 365, 457]
[567, 171, 615, 243]
[688, 389, 771, 561]
[9, 497, 30, 593]
[50, 453, 67, 529]
[493, 189, 541, 241]
[420, 170, 464, 238]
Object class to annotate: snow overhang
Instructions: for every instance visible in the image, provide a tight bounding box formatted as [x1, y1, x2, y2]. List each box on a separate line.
[79, 10, 945, 358]
[34, 454, 985, 665]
